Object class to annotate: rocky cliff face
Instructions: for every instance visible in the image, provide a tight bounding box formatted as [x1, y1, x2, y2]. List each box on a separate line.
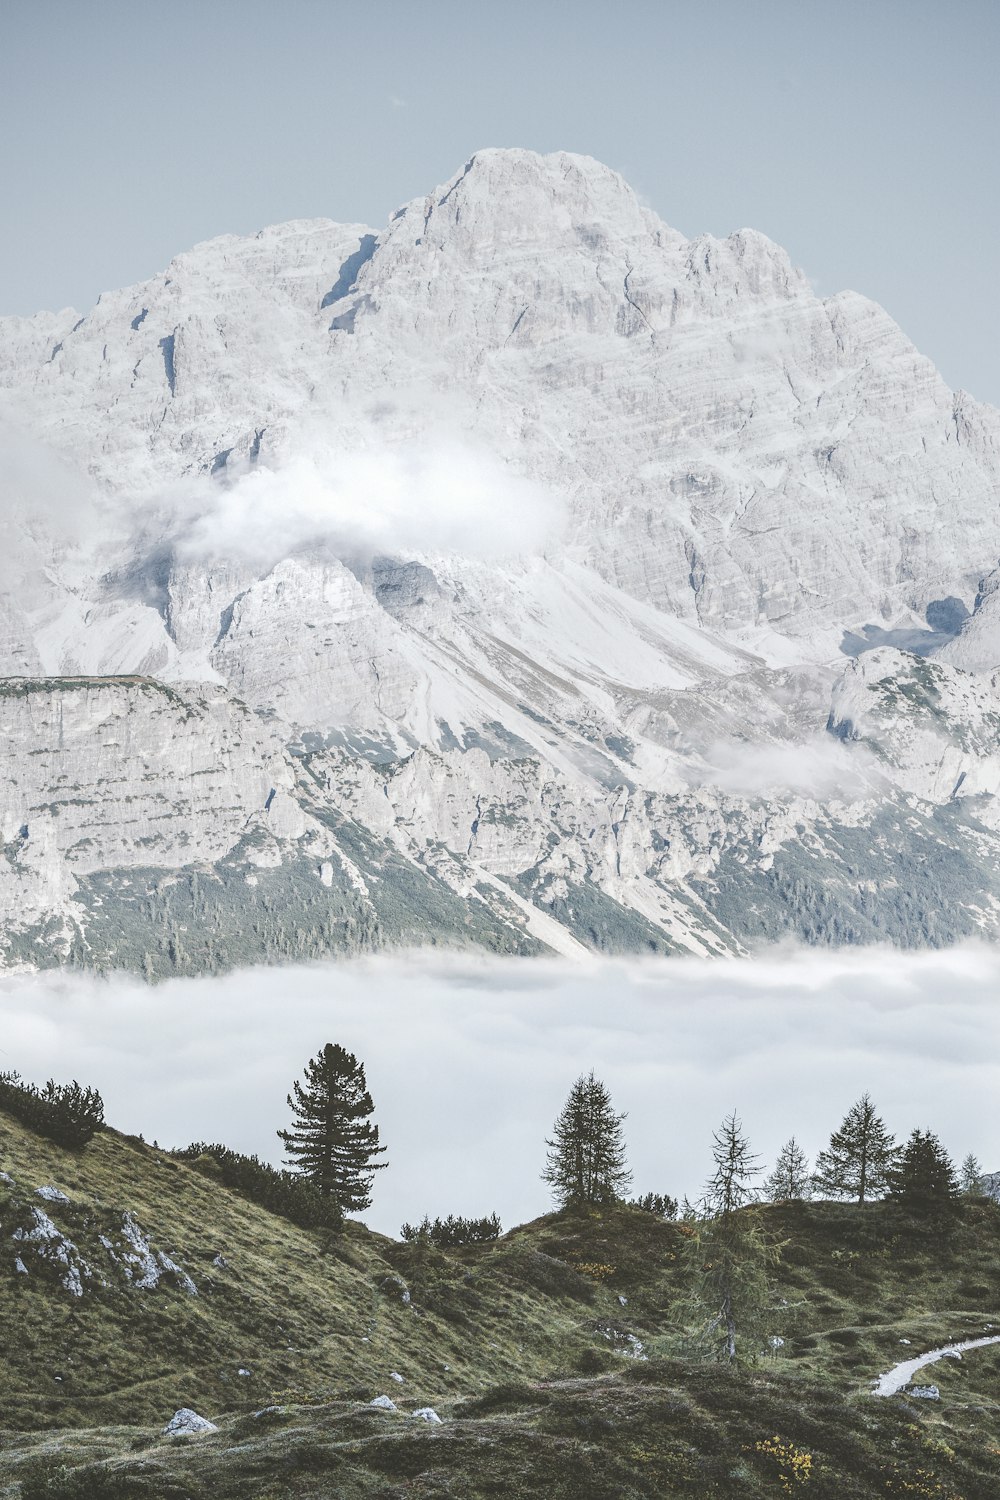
[3, 149, 1000, 970]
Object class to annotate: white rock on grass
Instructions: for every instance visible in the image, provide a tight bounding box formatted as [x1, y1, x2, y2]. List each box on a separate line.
[13, 1208, 89, 1296]
[35, 1186, 69, 1204]
[105, 1211, 198, 1296]
[370, 1395, 398, 1412]
[163, 1408, 218, 1435]
[411, 1408, 443, 1424]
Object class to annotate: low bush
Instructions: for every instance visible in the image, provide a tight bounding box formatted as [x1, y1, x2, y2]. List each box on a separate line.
[172, 1142, 342, 1233]
[0, 1072, 104, 1147]
[628, 1192, 678, 1220]
[399, 1211, 502, 1246]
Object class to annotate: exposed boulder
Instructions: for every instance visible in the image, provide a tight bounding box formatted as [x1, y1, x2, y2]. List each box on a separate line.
[163, 1408, 219, 1435]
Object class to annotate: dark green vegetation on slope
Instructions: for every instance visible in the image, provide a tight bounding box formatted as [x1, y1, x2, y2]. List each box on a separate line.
[2, 1106, 1000, 1498]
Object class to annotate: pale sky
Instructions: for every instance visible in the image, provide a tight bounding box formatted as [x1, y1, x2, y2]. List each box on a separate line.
[2, 0, 998, 404]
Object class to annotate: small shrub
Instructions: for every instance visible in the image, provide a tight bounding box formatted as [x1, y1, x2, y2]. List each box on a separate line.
[399, 1212, 502, 1247]
[172, 1142, 342, 1233]
[0, 1072, 104, 1148]
[751, 1435, 813, 1491]
[573, 1260, 616, 1282]
[628, 1192, 678, 1220]
[882, 1465, 958, 1497]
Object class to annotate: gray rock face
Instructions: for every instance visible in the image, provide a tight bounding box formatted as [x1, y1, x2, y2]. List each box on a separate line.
[4, 652, 1000, 969]
[979, 1171, 1000, 1202]
[3, 149, 1000, 967]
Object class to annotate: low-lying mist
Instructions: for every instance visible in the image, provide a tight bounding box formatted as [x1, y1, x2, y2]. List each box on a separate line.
[2, 945, 996, 1238]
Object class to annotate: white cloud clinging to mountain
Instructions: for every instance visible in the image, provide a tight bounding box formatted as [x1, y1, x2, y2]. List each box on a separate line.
[170, 440, 565, 569]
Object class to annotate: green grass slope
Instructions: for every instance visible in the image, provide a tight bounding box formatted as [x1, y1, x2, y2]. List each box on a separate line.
[3, 1107, 1000, 1497]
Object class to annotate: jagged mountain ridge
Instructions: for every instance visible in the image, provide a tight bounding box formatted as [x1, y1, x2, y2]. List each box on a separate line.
[4, 149, 1000, 969]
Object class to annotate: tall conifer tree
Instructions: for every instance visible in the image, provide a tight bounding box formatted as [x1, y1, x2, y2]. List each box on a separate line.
[278, 1043, 386, 1212]
[813, 1094, 897, 1202]
[541, 1072, 631, 1208]
[890, 1129, 959, 1227]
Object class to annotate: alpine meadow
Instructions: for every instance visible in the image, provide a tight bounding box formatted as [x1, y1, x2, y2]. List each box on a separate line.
[2, 3, 1000, 1497]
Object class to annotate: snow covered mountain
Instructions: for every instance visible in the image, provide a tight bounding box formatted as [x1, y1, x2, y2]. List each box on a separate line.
[4, 148, 1000, 972]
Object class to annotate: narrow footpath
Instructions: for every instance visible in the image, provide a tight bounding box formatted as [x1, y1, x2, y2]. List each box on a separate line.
[873, 1334, 1000, 1396]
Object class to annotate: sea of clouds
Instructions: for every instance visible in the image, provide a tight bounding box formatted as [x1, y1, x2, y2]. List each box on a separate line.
[2, 945, 996, 1238]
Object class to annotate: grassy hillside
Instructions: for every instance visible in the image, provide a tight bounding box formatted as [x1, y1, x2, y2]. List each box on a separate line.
[2, 1107, 1000, 1497]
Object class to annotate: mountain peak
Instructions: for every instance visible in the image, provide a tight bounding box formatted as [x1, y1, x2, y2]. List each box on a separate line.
[384, 146, 673, 257]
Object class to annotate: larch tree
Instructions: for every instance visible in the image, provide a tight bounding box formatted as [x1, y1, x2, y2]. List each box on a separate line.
[812, 1093, 898, 1202]
[764, 1138, 812, 1202]
[277, 1043, 387, 1212]
[681, 1114, 780, 1366]
[541, 1071, 632, 1208]
[704, 1113, 762, 1219]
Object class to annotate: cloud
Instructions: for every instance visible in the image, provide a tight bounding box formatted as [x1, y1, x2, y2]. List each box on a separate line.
[167, 437, 565, 570]
[693, 734, 883, 800]
[1, 946, 996, 1237]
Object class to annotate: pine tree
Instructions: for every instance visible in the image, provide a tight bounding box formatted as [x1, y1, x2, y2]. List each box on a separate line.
[959, 1152, 985, 1196]
[812, 1094, 898, 1202]
[277, 1043, 386, 1212]
[541, 1071, 631, 1208]
[680, 1114, 778, 1365]
[764, 1138, 812, 1202]
[890, 1129, 959, 1226]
